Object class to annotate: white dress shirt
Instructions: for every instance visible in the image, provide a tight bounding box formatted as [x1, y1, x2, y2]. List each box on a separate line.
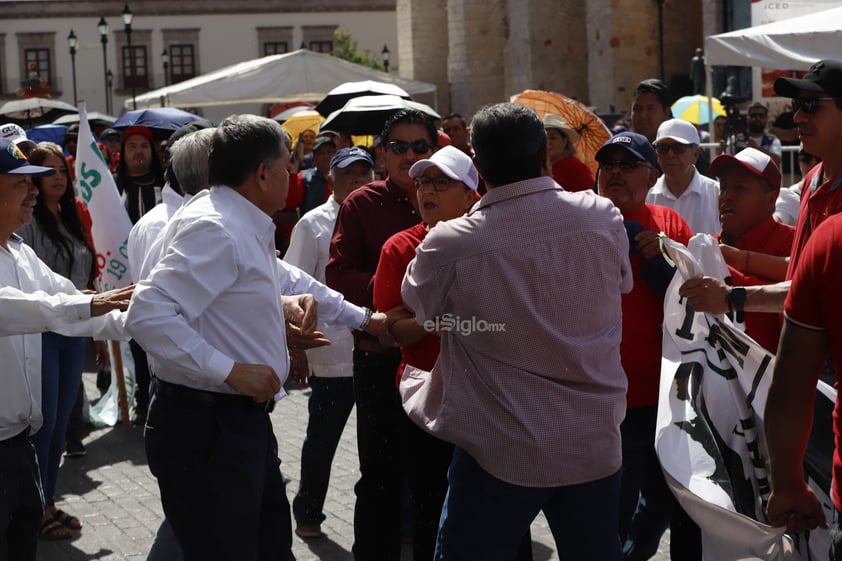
[0, 234, 126, 439]
[125, 187, 365, 398]
[127, 184, 185, 283]
[285, 197, 353, 378]
[647, 168, 720, 235]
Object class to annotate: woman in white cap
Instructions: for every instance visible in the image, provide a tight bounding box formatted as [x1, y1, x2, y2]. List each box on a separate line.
[372, 145, 483, 561]
[543, 113, 594, 192]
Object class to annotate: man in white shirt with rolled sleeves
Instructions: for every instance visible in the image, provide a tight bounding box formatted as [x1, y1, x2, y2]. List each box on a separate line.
[0, 138, 132, 561]
[285, 146, 375, 539]
[126, 115, 387, 561]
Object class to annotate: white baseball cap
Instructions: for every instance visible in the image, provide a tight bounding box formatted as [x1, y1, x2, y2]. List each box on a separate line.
[710, 147, 782, 190]
[409, 145, 479, 191]
[655, 118, 700, 145]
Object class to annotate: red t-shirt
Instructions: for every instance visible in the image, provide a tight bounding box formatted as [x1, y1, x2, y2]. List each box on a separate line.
[623, 204, 693, 408]
[551, 155, 595, 193]
[787, 165, 842, 278]
[373, 223, 440, 386]
[784, 213, 842, 511]
[718, 216, 794, 353]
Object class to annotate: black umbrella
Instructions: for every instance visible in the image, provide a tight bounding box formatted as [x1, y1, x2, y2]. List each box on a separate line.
[0, 97, 78, 128]
[320, 95, 440, 136]
[315, 80, 411, 117]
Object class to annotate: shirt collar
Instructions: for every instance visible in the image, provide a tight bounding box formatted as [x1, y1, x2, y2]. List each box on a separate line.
[470, 176, 559, 214]
[727, 215, 778, 249]
[651, 168, 701, 199]
[210, 185, 275, 240]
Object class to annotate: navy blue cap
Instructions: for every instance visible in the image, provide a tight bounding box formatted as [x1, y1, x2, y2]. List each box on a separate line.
[0, 138, 55, 176]
[595, 132, 658, 168]
[330, 147, 373, 170]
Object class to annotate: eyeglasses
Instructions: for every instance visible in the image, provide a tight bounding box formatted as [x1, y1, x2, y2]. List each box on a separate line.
[655, 143, 690, 155]
[748, 113, 767, 119]
[598, 160, 651, 172]
[415, 176, 459, 191]
[798, 153, 820, 163]
[385, 139, 434, 155]
[792, 97, 841, 114]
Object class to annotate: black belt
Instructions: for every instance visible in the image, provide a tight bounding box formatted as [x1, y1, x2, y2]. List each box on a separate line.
[0, 428, 30, 448]
[155, 379, 275, 413]
[355, 336, 402, 358]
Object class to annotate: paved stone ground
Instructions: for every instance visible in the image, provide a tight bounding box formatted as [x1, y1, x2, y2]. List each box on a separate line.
[35, 372, 670, 561]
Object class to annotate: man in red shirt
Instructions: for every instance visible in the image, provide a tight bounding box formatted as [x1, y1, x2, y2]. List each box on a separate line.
[596, 132, 695, 559]
[711, 148, 794, 353]
[765, 214, 842, 547]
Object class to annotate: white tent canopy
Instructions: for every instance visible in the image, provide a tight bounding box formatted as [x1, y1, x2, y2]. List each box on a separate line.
[129, 49, 438, 110]
[704, 6, 842, 69]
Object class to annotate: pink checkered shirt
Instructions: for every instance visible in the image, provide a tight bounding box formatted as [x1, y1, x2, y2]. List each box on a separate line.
[402, 176, 632, 487]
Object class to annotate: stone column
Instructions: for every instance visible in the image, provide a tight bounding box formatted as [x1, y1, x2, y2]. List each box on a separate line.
[396, 0, 450, 112]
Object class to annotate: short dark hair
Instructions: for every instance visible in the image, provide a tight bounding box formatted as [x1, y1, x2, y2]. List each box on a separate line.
[470, 103, 546, 187]
[443, 113, 467, 128]
[633, 78, 672, 109]
[208, 115, 285, 188]
[380, 109, 437, 146]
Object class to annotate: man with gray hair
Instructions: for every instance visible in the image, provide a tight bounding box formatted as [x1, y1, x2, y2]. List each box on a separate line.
[127, 115, 389, 560]
[401, 103, 631, 560]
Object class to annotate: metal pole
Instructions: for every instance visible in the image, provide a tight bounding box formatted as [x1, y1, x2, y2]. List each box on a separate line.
[100, 25, 110, 114]
[70, 50, 78, 106]
[126, 27, 136, 110]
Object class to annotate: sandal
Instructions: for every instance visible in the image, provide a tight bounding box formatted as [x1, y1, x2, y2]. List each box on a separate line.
[40, 517, 72, 540]
[53, 509, 83, 530]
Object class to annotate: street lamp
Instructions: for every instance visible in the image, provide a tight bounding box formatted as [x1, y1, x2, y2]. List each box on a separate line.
[381, 44, 390, 73]
[161, 48, 169, 86]
[97, 16, 110, 114]
[106, 69, 113, 114]
[67, 29, 78, 106]
[123, 3, 136, 110]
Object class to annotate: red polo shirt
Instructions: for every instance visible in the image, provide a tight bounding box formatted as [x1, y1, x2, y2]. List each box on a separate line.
[374, 223, 440, 385]
[622, 204, 693, 408]
[551, 156, 595, 193]
[718, 216, 794, 353]
[784, 213, 842, 511]
[787, 165, 842, 277]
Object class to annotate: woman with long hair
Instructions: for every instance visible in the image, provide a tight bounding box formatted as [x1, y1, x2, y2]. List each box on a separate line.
[17, 142, 98, 540]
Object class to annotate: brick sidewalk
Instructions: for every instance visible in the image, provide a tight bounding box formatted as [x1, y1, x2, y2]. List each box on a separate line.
[36, 373, 669, 560]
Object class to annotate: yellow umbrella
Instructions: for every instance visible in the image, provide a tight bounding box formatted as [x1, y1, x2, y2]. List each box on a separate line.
[281, 110, 324, 145]
[670, 95, 726, 125]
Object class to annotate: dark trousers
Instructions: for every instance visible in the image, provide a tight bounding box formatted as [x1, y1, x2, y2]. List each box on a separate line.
[0, 431, 43, 561]
[831, 508, 842, 561]
[400, 412, 454, 561]
[293, 375, 355, 525]
[351, 349, 403, 561]
[129, 339, 150, 416]
[144, 384, 294, 561]
[619, 406, 700, 561]
[435, 448, 621, 561]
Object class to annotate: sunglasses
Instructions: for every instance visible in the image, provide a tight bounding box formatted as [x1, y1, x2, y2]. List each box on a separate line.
[598, 160, 651, 172]
[385, 139, 434, 155]
[798, 153, 820, 163]
[748, 113, 767, 119]
[415, 176, 459, 191]
[655, 143, 690, 155]
[792, 97, 841, 114]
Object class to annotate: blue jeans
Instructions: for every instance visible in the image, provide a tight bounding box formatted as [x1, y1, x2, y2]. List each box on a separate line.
[435, 448, 622, 561]
[30, 332, 86, 506]
[292, 375, 354, 524]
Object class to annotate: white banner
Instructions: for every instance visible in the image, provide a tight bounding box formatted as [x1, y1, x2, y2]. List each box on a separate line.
[73, 102, 133, 291]
[657, 234, 832, 560]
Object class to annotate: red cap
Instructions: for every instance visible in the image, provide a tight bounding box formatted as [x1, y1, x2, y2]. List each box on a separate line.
[124, 126, 153, 143]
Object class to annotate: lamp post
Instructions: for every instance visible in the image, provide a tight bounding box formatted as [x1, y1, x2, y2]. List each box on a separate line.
[67, 30, 78, 106]
[123, 3, 136, 110]
[106, 69, 113, 114]
[161, 48, 169, 86]
[98, 16, 110, 114]
[381, 44, 390, 73]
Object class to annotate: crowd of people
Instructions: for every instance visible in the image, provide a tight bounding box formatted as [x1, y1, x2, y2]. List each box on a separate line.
[1, 56, 842, 561]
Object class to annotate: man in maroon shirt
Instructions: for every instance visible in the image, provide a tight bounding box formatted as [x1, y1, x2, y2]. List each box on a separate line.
[325, 109, 435, 561]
